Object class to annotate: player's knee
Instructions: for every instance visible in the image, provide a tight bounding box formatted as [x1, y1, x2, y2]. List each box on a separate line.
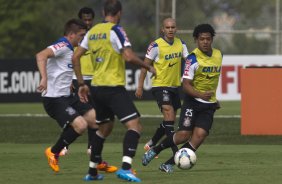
[125, 118, 142, 133]
[99, 122, 114, 137]
[175, 130, 191, 144]
[83, 109, 97, 126]
[72, 116, 88, 134]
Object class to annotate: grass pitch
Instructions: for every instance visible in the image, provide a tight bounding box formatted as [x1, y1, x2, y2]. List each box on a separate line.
[1, 101, 282, 184]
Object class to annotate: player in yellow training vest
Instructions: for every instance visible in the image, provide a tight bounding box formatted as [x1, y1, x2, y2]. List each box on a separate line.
[135, 18, 189, 173]
[142, 24, 223, 172]
[60, 7, 117, 174]
[72, 0, 155, 182]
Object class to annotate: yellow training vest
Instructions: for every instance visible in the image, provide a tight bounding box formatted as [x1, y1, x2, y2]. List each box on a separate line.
[192, 48, 222, 103]
[74, 47, 94, 76]
[152, 37, 183, 87]
[87, 22, 125, 86]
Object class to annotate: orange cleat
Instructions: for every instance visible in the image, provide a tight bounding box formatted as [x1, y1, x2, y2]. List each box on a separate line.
[45, 147, 59, 172]
[97, 161, 118, 173]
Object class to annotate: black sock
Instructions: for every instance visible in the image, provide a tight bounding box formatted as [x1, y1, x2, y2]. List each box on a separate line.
[87, 127, 98, 148]
[163, 121, 175, 136]
[154, 133, 175, 154]
[51, 126, 80, 154]
[122, 130, 140, 170]
[163, 121, 178, 154]
[90, 132, 105, 164]
[151, 122, 165, 146]
[181, 142, 196, 152]
[164, 156, 175, 165]
[88, 163, 98, 176]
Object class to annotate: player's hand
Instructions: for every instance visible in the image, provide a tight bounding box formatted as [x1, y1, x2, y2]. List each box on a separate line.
[78, 84, 89, 103]
[135, 88, 143, 99]
[37, 78, 47, 95]
[200, 91, 213, 101]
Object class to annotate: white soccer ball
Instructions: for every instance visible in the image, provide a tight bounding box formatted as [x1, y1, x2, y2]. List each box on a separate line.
[174, 148, 197, 170]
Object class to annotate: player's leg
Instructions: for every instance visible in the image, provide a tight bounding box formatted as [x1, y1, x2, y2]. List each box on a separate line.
[144, 88, 168, 149]
[161, 104, 178, 153]
[83, 87, 117, 180]
[89, 121, 117, 174]
[142, 96, 193, 166]
[44, 97, 88, 172]
[112, 87, 141, 182]
[82, 108, 98, 154]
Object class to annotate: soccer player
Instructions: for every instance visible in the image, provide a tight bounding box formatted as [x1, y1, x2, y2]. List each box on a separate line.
[36, 19, 104, 179]
[135, 18, 189, 173]
[59, 7, 117, 174]
[142, 24, 222, 170]
[72, 0, 156, 182]
[72, 7, 96, 93]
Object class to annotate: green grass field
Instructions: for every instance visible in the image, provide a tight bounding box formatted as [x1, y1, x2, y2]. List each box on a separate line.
[1, 101, 282, 184]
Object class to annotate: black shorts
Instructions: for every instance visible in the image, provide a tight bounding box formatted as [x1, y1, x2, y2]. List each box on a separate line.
[90, 86, 140, 124]
[178, 95, 217, 133]
[43, 95, 93, 129]
[151, 87, 181, 111]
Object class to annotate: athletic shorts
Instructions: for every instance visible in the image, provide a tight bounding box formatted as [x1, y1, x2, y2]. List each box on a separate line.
[90, 86, 140, 124]
[178, 94, 218, 133]
[151, 87, 181, 111]
[43, 95, 93, 129]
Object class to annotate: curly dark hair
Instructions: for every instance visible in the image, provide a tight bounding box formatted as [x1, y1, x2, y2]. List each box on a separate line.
[193, 24, 215, 38]
[78, 7, 95, 19]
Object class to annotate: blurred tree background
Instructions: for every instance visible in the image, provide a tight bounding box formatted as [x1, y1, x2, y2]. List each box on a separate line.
[0, 0, 281, 59]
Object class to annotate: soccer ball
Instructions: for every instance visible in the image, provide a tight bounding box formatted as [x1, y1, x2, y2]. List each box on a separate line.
[174, 148, 197, 170]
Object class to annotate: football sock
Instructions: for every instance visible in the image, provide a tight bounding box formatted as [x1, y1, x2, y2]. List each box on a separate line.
[181, 142, 197, 152]
[88, 162, 98, 176]
[163, 121, 178, 154]
[87, 127, 98, 148]
[154, 133, 175, 154]
[90, 132, 105, 164]
[151, 122, 166, 146]
[51, 126, 80, 154]
[122, 130, 140, 170]
[163, 121, 175, 136]
[164, 156, 175, 165]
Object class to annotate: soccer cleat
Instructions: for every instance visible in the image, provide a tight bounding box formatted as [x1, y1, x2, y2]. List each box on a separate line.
[144, 143, 158, 158]
[83, 174, 104, 181]
[142, 149, 157, 166]
[59, 147, 68, 156]
[159, 163, 174, 173]
[116, 169, 141, 182]
[45, 147, 59, 172]
[97, 161, 118, 173]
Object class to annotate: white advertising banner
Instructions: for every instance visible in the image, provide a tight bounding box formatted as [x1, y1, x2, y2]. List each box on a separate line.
[217, 55, 282, 100]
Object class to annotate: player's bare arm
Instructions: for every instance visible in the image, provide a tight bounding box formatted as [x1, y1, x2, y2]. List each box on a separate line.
[122, 47, 156, 77]
[36, 48, 54, 93]
[135, 58, 153, 99]
[182, 79, 213, 101]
